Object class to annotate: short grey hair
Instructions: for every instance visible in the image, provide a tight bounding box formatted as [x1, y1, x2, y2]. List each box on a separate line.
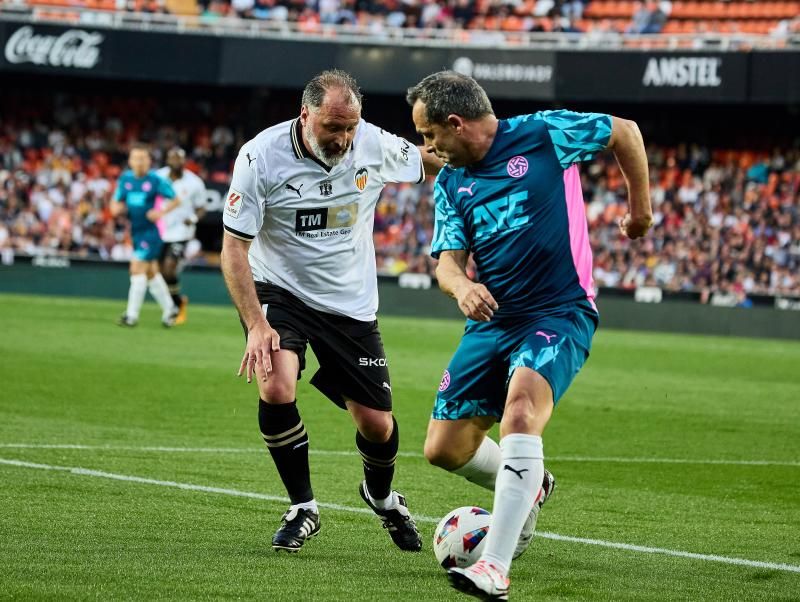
[302, 69, 363, 111]
[406, 71, 494, 124]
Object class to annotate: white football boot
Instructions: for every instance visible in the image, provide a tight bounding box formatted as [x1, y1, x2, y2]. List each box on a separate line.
[448, 559, 510, 601]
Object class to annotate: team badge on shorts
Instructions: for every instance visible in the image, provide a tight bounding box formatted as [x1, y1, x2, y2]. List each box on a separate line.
[439, 370, 451, 392]
[507, 156, 529, 178]
[354, 167, 368, 192]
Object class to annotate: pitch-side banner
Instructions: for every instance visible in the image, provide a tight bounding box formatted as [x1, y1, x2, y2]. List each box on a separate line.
[749, 52, 800, 103]
[218, 39, 555, 100]
[556, 51, 749, 103]
[0, 22, 221, 83]
[2, 22, 797, 104]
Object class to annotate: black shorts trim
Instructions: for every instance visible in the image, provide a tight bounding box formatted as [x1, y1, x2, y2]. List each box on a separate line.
[241, 281, 392, 411]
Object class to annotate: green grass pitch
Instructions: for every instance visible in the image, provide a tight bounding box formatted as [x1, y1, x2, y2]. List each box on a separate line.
[1, 294, 799, 600]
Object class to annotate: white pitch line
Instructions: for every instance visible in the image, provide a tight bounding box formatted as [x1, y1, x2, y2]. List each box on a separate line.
[0, 457, 428, 520]
[1, 443, 799, 467]
[1, 456, 799, 575]
[549, 456, 800, 468]
[535, 532, 800, 574]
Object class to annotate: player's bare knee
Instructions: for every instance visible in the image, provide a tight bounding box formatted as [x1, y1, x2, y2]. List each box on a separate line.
[355, 412, 393, 443]
[260, 378, 295, 404]
[424, 440, 467, 471]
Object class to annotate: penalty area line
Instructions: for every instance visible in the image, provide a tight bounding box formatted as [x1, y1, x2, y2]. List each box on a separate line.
[1, 457, 799, 575]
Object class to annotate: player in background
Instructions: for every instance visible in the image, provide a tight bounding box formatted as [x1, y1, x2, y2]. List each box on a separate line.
[221, 70, 443, 554]
[407, 71, 653, 600]
[156, 147, 207, 325]
[112, 144, 182, 328]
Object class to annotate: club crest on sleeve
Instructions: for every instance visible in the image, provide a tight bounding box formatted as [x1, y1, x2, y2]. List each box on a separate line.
[225, 189, 244, 219]
[354, 167, 368, 192]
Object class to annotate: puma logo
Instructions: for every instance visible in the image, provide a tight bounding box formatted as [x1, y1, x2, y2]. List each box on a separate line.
[535, 331, 557, 344]
[458, 181, 476, 196]
[246, 153, 256, 167]
[503, 464, 529, 479]
[285, 182, 303, 197]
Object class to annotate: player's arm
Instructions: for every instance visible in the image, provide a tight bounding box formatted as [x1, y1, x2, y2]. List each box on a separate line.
[430, 180, 497, 321]
[221, 233, 280, 382]
[110, 180, 126, 217]
[147, 198, 181, 222]
[220, 147, 280, 383]
[436, 250, 498, 322]
[147, 177, 181, 222]
[186, 182, 207, 226]
[539, 109, 653, 240]
[376, 127, 432, 183]
[607, 116, 653, 240]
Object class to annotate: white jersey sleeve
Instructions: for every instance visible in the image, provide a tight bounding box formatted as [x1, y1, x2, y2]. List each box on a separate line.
[376, 128, 425, 185]
[191, 174, 207, 210]
[223, 145, 264, 241]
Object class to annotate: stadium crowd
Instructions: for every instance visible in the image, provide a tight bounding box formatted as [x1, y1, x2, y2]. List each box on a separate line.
[1, 97, 798, 299]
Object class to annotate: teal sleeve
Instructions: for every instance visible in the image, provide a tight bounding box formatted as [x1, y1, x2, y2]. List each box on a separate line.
[157, 175, 176, 199]
[536, 110, 613, 168]
[112, 181, 125, 202]
[430, 178, 469, 259]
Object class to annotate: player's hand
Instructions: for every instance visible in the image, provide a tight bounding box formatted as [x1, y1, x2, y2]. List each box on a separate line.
[146, 209, 162, 222]
[455, 282, 498, 322]
[238, 321, 281, 383]
[619, 212, 653, 240]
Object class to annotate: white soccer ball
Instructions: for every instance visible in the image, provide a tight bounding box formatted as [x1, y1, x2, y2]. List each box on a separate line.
[433, 506, 492, 569]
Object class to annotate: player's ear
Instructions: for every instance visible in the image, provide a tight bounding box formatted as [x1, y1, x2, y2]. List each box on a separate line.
[447, 114, 465, 134]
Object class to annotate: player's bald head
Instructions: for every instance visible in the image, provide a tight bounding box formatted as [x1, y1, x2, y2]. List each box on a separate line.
[166, 146, 186, 174]
[302, 69, 363, 113]
[167, 147, 185, 160]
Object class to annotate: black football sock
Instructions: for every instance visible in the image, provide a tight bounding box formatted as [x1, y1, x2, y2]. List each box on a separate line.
[356, 416, 398, 501]
[259, 399, 313, 505]
[164, 275, 181, 307]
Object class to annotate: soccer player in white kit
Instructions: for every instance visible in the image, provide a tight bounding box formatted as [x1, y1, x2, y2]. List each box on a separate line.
[221, 70, 443, 553]
[156, 147, 207, 325]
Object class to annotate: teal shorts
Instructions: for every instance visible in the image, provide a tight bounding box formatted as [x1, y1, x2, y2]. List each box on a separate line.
[132, 230, 163, 262]
[432, 301, 598, 421]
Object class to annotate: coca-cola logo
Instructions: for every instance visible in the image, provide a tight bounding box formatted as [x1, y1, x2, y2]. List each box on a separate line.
[4, 26, 103, 69]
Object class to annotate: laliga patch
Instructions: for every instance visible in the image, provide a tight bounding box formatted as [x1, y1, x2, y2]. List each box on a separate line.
[225, 189, 244, 219]
[354, 167, 368, 192]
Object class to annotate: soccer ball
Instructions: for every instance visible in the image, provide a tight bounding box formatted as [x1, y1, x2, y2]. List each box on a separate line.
[433, 506, 492, 569]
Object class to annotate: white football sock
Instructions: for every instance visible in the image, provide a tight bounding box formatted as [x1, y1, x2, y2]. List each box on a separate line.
[453, 436, 501, 491]
[125, 274, 147, 321]
[367, 488, 398, 510]
[147, 273, 176, 319]
[481, 433, 544, 575]
[291, 500, 319, 514]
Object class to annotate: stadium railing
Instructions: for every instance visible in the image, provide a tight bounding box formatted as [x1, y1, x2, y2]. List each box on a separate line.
[0, 4, 797, 49]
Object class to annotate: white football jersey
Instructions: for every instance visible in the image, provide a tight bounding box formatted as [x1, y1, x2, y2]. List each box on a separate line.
[223, 118, 424, 321]
[156, 167, 207, 243]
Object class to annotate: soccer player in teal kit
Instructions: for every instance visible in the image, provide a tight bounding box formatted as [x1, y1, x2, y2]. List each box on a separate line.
[112, 144, 182, 327]
[407, 72, 653, 600]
